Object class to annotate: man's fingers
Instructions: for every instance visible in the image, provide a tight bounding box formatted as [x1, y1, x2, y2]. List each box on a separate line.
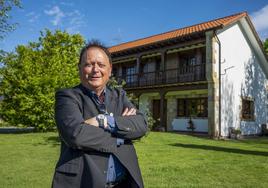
[122, 107, 129, 116]
[103, 117, 108, 129]
[128, 108, 136, 115]
[124, 108, 136, 116]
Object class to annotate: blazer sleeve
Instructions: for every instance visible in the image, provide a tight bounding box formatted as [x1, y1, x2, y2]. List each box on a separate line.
[113, 89, 148, 140]
[55, 89, 117, 153]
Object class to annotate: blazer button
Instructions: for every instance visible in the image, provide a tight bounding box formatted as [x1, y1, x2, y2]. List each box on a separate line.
[104, 171, 107, 174]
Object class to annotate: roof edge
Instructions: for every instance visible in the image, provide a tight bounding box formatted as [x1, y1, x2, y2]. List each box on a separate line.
[109, 12, 248, 54]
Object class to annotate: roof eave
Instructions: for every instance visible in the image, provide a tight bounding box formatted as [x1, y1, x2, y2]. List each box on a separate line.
[110, 30, 210, 56]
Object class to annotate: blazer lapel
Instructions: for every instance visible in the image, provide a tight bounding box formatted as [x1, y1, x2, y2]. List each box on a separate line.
[105, 88, 117, 115]
[77, 84, 99, 117]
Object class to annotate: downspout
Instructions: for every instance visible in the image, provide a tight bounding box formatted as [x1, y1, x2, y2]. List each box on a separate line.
[214, 31, 221, 138]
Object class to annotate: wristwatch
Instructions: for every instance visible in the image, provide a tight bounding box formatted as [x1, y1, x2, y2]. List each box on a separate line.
[97, 114, 106, 128]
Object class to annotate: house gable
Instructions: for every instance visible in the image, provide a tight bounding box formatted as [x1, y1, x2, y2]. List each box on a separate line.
[239, 17, 268, 78]
[216, 20, 267, 136]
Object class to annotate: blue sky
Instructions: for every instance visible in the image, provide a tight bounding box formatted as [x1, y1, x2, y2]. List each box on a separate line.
[1, 0, 268, 52]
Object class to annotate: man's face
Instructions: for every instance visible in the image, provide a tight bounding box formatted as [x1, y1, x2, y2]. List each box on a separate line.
[79, 47, 112, 92]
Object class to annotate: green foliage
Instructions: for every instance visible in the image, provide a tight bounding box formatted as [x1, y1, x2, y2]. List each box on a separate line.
[143, 108, 155, 131]
[0, 30, 85, 130]
[0, 0, 21, 40]
[107, 76, 126, 89]
[264, 38, 268, 56]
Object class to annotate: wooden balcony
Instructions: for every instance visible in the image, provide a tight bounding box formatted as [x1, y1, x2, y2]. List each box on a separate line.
[117, 63, 206, 89]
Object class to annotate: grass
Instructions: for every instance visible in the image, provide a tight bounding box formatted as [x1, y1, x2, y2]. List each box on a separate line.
[0, 132, 268, 188]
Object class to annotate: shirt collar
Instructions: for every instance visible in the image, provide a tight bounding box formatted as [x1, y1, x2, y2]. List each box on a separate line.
[80, 84, 106, 97]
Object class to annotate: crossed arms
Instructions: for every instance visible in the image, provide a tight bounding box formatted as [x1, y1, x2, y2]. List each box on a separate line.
[55, 89, 148, 153]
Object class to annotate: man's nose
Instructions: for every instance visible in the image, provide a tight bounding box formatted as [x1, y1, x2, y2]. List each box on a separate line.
[92, 65, 100, 72]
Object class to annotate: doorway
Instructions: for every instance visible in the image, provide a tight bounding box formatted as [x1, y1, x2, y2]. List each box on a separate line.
[152, 99, 167, 130]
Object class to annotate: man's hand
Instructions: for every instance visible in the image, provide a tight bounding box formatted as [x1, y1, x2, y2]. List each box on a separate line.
[122, 107, 136, 116]
[84, 117, 98, 127]
[84, 116, 108, 128]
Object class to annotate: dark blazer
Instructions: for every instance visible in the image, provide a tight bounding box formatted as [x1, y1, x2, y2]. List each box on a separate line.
[52, 84, 148, 188]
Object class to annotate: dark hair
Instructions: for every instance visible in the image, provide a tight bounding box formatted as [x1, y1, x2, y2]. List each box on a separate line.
[78, 39, 112, 66]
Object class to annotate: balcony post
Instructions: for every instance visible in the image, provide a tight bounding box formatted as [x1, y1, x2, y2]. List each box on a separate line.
[196, 48, 202, 80]
[160, 50, 166, 84]
[136, 55, 141, 73]
[136, 55, 141, 86]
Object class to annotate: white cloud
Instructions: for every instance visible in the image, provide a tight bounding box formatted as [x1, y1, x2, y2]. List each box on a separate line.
[43, 6, 85, 33]
[65, 10, 86, 33]
[26, 11, 35, 16]
[44, 6, 65, 26]
[251, 4, 268, 39]
[26, 11, 40, 23]
[60, 1, 74, 6]
[111, 28, 123, 44]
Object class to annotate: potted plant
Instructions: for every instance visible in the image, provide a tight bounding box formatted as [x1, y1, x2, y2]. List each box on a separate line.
[187, 107, 197, 133]
[187, 117, 195, 132]
[230, 127, 241, 139]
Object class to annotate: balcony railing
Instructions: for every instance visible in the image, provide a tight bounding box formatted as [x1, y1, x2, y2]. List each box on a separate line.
[117, 63, 206, 88]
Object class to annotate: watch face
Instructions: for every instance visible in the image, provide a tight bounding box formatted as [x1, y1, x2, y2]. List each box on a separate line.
[98, 114, 105, 120]
[97, 114, 105, 128]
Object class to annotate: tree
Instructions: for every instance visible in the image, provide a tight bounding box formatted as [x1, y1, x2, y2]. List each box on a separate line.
[264, 38, 268, 56]
[0, 30, 85, 130]
[0, 0, 21, 40]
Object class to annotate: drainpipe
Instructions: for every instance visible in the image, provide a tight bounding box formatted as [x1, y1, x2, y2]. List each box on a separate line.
[214, 32, 222, 138]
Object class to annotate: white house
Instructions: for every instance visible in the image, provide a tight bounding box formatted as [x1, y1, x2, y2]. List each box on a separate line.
[108, 12, 268, 138]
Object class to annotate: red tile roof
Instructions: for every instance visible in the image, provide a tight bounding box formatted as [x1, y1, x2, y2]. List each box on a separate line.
[109, 12, 247, 54]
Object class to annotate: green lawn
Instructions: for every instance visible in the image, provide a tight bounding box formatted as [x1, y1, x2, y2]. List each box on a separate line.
[0, 132, 268, 188]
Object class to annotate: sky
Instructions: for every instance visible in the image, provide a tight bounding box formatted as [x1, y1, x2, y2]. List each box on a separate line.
[1, 0, 268, 52]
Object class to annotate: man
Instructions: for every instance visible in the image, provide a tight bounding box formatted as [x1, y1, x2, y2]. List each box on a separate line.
[51, 40, 148, 188]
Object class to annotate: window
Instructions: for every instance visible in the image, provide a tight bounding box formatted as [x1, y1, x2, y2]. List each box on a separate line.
[242, 98, 254, 120]
[140, 63, 147, 74]
[177, 98, 208, 117]
[179, 56, 196, 74]
[123, 66, 136, 83]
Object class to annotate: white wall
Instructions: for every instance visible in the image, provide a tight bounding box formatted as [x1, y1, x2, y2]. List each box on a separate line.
[172, 118, 208, 132]
[217, 23, 267, 136]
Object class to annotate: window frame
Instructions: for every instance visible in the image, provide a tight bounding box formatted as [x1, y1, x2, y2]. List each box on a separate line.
[241, 97, 255, 121]
[177, 97, 208, 118]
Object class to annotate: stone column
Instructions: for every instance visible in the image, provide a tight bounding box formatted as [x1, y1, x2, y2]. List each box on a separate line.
[206, 31, 219, 138]
[166, 96, 177, 131]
